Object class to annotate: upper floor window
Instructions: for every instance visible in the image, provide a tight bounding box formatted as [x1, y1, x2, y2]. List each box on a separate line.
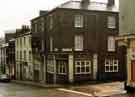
[20, 38, 22, 47]
[107, 16, 116, 29]
[41, 18, 44, 32]
[108, 36, 115, 52]
[50, 37, 53, 52]
[24, 50, 26, 60]
[16, 51, 18, 59]
[74, 15, 84, 28]
[35, 23, 38, 32]
[29, 51, 32, 61]
[24, 37, 26, 46]
[20, 51, 22, 60]
[29, 36, 31, 46]
[49, 15, 53, 30]
[74, 35, 83, 51]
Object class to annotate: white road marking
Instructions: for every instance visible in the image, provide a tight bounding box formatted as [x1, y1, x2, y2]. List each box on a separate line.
[58, 88, 93, 97]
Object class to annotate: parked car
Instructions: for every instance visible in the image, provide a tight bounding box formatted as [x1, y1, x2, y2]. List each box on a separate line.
[0, 74, 10, 82]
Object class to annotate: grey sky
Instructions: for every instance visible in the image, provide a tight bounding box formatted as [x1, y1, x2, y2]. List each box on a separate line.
[0, 0, 117, 38]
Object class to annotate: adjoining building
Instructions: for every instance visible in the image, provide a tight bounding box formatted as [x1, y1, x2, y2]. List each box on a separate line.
[0, 38, 5, 74]
[116, 34, 135, 88]
[119, 0, 135, 88]
[15, 26, 33, 81]
[5, 33, 16, 79]
[0, 43, 7, 74]
[31, 0, 125, 84]
[31, 11, 48, 82]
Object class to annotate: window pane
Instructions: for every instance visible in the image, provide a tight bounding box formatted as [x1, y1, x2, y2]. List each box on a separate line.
[108, 16, 116, 29]
[76, 61, 80, 66]
[81, 67, 85, 72]
[77, 67, 80, 73]
[110, 66, 113, 71]
[74, 15, 83, 28]
[114, 66, 118, 71]
[75, 35, 83, 51]
[108, 36, 115, 51]
[86, 67, 90, 72]
[105, 66, 109, 72]
[81, 61, 85, 66]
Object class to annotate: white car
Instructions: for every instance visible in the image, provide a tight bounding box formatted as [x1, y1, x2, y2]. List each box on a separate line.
[0, 74, 10, 82]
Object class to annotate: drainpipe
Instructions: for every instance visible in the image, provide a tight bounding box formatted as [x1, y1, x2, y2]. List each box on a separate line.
[53, 55, 56, 84]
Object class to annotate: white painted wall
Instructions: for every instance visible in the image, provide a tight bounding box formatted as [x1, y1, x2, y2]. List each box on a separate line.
[68, 54, 74, 83]
[15, 32, 33, 80]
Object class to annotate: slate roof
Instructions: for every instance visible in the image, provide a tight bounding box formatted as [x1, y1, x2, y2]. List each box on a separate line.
[58, 0, 119, 12]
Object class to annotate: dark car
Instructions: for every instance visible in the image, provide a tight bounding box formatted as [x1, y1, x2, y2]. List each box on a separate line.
[0, 74, 10, 82]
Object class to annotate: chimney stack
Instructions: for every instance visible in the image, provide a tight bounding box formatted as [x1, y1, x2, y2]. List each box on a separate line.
[81, 0, 90, 4]
[81, 0, 90, 9]
[108, 0, 115, 6]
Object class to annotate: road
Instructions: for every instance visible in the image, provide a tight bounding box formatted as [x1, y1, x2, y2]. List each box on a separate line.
[0, 82, 134, 97]
[0, 82, 89, 97]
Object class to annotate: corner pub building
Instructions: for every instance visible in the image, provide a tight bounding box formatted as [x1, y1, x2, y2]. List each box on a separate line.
[32, 0, 126, 84]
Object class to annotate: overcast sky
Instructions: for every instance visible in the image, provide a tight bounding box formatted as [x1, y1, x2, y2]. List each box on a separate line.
[0, 0, 117, 38]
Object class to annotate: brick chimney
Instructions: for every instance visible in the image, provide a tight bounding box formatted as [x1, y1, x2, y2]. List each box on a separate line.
[81, 0, 90, 4]
[108, 0, 115, 6]
[81, 0, 90, 9]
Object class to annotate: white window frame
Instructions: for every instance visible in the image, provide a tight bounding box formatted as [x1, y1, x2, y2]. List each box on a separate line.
[57, 60, 67, 75]
[107, 16, 116, 29]
[105, 59, 118, 72]
[74, 15, 84, 28]
[50, 37, 53, 52]
[75, 35, 83, 51]
[50, 15, 53, 30]
[75, 60, 91, 74]
[108, 36, 115, 52]
[47, 60, 54, 73]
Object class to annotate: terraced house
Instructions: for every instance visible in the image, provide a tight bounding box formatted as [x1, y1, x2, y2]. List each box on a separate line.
[15, 26, 33, 81]
[31, 0, 126, 84]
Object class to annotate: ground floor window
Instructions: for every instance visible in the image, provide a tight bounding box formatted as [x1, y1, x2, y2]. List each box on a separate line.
[47, 60, 54, 73]
[57, 60, 67, 75]
[105, 59, 118, 72]
[75, 60, 91, 74]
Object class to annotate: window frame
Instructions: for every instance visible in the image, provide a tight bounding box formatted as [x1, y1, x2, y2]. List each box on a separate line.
[105, 59, 119, 73]
[47, 60, 54, 73]
[74, 15, 84, 28]
[108, 36, 115, 52]
[57, 60, 67, 75]
[50, 37, 53, 52]
[74, 35, 84, 51]
[107, 16, 116, 29]
[75, 60, 91, 74]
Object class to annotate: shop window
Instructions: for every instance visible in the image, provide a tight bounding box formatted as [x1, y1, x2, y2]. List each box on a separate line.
[105, 59, 118, 72]
[75, 60, 91, 74]
[47, 60, 54, 73]
[57, 60, 67, 75]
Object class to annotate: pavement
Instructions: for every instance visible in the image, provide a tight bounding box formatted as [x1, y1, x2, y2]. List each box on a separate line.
[12, 80, 127, 97]
[11, 80, 63, 88]
[58, 82, 127, 97]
